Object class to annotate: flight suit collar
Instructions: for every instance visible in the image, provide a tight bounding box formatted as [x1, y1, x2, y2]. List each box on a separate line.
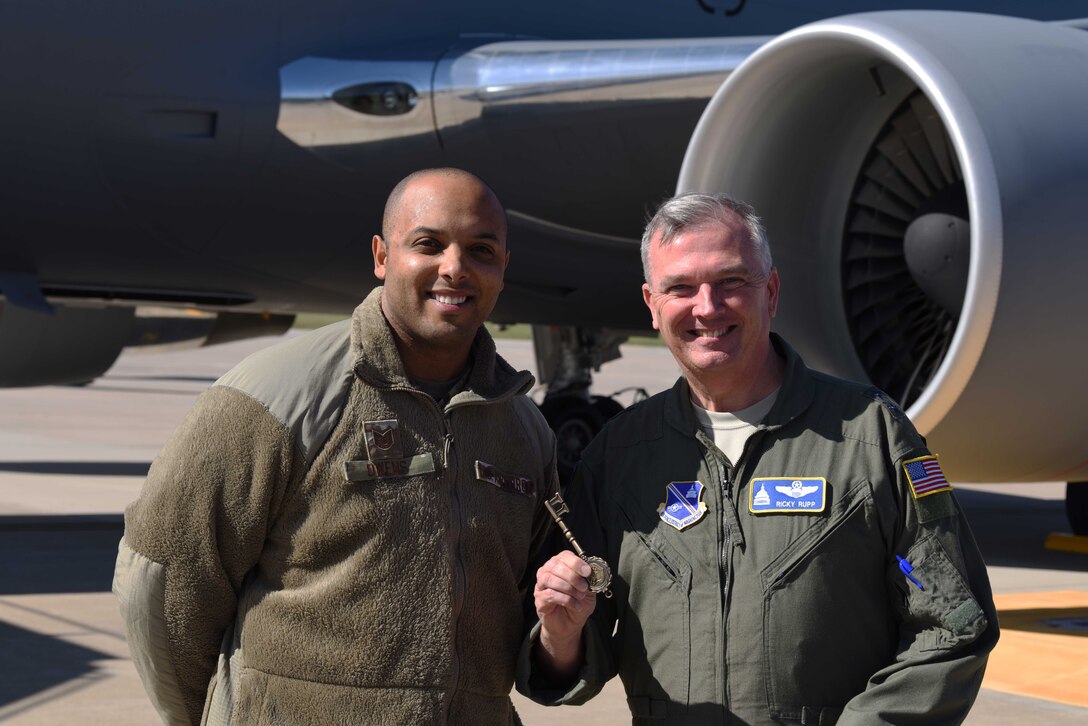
[663, 333, 815, 436]
[761, 333, 815, 428]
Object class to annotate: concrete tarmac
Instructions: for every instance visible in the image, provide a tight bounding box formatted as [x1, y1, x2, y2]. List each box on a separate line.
[1, 333, 1085, 724]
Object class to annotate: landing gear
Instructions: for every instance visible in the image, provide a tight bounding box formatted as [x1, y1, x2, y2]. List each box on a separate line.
[532, 325, 631, 484]
[1066, 482, 1088, 536]
[541, 395, 608, 483]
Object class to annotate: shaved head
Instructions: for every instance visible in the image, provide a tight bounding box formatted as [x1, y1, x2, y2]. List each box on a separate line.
[372, 166, 510, 381]
[382, 168, 507, 244]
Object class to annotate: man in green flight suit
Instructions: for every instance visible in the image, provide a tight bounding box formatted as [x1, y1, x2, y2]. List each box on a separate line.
[517, 192, 998, 724]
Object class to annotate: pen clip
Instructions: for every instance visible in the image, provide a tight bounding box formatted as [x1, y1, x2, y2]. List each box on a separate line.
[896, 555, 924, 591]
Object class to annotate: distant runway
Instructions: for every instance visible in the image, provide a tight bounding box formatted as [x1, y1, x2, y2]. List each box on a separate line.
[1, 333, 1085, 724]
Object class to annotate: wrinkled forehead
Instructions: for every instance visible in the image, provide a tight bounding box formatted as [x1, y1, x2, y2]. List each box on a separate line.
[652, 220, 755, 264]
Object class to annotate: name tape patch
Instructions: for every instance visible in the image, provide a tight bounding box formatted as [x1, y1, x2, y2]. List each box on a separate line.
[344, 452, 436, 482]
[749, 477, 827, 514]
[476, 461, 535, 497]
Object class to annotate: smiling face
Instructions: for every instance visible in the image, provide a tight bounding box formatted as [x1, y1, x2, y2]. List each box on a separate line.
[642, 214, 780, 408]
[373, 172, 509, 380]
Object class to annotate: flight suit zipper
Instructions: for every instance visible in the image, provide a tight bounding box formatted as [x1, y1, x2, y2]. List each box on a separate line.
[716, 456, 737, 724]
[692, 431, 736, 724]
[718, 430, 762, 725]
[720, 461, 731, 599]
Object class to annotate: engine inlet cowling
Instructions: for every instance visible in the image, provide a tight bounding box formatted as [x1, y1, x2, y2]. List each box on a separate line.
[679, 11, 1088, 482]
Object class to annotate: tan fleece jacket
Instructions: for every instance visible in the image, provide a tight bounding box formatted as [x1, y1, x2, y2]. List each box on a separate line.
[114, 288, 558, 725]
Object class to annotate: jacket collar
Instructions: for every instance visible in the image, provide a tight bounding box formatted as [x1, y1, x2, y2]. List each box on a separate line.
[761, 334, 815, 428]
[350, 287, 534, 403]
[664, 333, 815, 435]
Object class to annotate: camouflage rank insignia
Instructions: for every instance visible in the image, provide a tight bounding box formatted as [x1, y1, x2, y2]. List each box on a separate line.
[364, 419, 402, 461]
[342, 419, 436, 481]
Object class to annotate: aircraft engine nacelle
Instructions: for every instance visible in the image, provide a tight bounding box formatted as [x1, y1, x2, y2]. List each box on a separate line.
[679, 11, 1088, 483]
[0, 303, 134, 387]
[0, 303, 296, 387]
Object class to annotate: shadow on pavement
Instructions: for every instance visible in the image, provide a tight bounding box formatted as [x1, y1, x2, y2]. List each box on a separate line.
[0, 620, 111, 709]
[0, 518, 123, 594]
[81, 384, 209, 396]
[104, 374, 218, 384]
[0, 461, 150, 476]
[956, 489, 1087, 572]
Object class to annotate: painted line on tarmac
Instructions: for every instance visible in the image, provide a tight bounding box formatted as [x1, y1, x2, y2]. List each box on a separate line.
[984, 590, 1088, 708]
[1045, 533, 1088, 555]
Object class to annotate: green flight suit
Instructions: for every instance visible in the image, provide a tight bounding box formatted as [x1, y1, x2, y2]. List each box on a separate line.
[517, 335, 997, 725]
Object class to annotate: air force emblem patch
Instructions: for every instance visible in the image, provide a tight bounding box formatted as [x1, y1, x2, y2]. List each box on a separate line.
[658, 481, 708, 531]
[749, 477, 827, 514]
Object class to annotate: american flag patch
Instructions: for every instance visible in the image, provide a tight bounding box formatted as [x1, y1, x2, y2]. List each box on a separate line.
[903, 455, 952, 498]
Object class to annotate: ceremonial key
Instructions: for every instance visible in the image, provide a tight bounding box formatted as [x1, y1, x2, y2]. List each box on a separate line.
[545, 493, 613, 598]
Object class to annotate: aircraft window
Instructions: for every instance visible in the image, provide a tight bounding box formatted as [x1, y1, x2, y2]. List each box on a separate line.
[333, 82, 418, 116]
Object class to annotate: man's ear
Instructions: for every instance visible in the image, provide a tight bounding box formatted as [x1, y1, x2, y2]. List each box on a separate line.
[642, 283, 661, 330]
[500, 249, 510, 289]
[372, 234, 387, 280]
[767, 268, 780, 318]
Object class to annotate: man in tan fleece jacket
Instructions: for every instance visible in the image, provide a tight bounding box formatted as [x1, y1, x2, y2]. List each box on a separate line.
[114, 168, 559, 725]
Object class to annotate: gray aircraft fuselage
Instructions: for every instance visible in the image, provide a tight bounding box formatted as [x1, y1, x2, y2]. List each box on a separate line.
[1, 0, 1080, 329]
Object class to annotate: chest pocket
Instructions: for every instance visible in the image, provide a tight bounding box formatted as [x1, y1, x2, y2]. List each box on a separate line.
[757, 479, 895, 721]
[616, 502, 694, 711]
[759, 478, 875, 593]
[618, 503, 691, 587]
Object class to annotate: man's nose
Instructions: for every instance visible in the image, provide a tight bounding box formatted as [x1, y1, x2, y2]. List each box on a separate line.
[691, 283, 723, 316]
[440, 246, 468, 281]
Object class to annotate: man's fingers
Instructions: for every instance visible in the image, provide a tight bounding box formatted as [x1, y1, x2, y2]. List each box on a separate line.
[533, 551, 602, 628]
[536, 587, 597, 617]
[536, 567, 589, 598]
[535, 552, 593, 595]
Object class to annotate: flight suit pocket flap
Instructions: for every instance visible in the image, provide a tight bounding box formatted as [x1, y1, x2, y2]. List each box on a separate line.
[903, 535, 987, 649]
[617, 502, 692, 586]
[759, 479, 873, 592]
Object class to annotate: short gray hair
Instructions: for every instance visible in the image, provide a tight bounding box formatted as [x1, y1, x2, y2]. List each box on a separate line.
[641, 192, 772, 283]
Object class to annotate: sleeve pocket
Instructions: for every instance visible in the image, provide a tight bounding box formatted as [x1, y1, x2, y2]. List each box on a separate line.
[901, 535, 988, 651]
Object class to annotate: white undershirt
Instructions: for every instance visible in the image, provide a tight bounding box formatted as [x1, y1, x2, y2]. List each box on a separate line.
[691, 388, 780, 466]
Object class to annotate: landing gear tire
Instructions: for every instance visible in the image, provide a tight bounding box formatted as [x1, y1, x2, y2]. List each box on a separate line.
[540, 396, 606, 485]
[591, 395, 624, 422]
[1066, 482, 1088, 536]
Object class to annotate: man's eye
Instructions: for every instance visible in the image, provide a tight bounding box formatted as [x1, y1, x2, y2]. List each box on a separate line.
[472, 244, 496, 257]
[719, 277, 748, 290]
[414, 238, 441, 250]
[667, 285, 693, 296]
